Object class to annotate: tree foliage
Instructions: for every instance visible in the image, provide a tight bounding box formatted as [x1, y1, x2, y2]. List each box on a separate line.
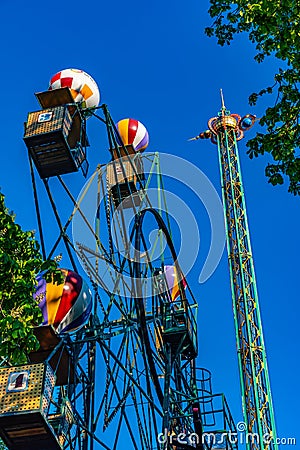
[0, 192, 61, 365]
[206, 0, 300, 194]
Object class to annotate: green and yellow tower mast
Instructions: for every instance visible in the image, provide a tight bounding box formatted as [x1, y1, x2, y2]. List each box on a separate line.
[191, 92, 278, 450]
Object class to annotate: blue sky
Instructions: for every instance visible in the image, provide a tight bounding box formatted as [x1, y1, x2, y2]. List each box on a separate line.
[0, 0, 299, 447]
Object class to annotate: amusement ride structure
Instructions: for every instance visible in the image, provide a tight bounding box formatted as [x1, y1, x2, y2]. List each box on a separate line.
[0, 71, 277, 450]
[191, 91, 278, 450]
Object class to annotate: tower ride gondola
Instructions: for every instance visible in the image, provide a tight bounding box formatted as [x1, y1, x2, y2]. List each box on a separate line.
[0, 71, 238, 450]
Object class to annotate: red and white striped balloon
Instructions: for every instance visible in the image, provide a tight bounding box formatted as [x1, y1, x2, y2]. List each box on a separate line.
[116, 118, 149, 152]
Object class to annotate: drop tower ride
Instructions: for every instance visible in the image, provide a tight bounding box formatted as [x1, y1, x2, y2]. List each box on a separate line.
[191, 92, 278, 450]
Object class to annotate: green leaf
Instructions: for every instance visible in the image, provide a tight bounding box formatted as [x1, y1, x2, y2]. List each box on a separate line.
[0, 193, 60, 365]
[207, 0, 300, 193]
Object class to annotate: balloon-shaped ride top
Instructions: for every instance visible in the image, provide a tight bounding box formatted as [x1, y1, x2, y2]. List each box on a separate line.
[34, 269, 93, 334]
[164, 265, 187, 301]
[117, 118, 149, 152]
[49, 68, 100, 109]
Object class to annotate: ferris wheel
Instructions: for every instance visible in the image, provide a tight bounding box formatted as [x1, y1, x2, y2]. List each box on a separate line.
[0, 69, 237, 450]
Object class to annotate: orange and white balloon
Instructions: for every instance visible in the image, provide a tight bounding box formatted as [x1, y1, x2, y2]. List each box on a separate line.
[49, 68, 100, 109]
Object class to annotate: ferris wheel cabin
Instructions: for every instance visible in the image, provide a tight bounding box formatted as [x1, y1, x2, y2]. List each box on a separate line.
[0, 361, 72, 450]
[106, 152, 144, 208]
[0, 325, 77, 450]
[162, 299, 198, 359]
[23, 88, 89, 178]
